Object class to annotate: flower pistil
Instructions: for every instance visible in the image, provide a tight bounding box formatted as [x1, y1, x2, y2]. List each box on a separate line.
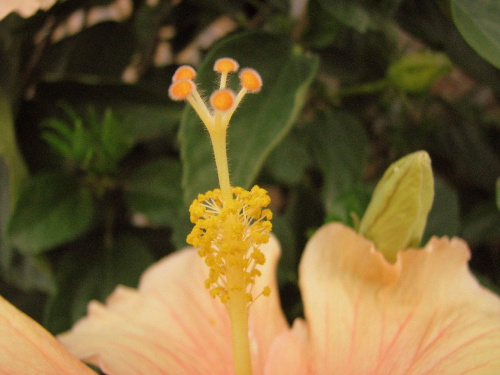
[169, 58, 268, 375]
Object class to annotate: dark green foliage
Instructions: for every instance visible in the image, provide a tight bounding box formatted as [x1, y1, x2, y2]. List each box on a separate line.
[7, 171, 95, 254]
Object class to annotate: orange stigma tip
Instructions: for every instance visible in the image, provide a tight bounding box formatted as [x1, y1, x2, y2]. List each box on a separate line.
[214, 57, 239, 73]
[168, 79, 194, 101]
[239, 68, 262, 92]
[172, 65, 196, 81]
[210, 89, 235, 111]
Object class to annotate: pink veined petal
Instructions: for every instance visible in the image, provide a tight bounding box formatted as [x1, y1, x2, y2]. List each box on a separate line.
[299, 222, 500, 375]
[0, 0, 56, 20]
[264, 318, 311, 375]
[59, 235, 287, 375]
[247, 235, 289, 373]
[0, 295, 96, 375]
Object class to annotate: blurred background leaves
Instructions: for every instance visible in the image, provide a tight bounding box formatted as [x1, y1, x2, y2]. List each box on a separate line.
[0, 0, 499, 332]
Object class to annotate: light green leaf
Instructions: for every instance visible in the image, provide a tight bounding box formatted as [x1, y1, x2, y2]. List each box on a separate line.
[124, 158, 182, 226]
[451, 0, 500, 68]
[7, 171, 95, 254]
[180, 31, 319, 203]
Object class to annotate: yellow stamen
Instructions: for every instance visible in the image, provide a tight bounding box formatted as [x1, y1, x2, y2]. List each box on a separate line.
[173, 58, 269, 375]
[187, 186, 272, 303]
[187, 186, 272, 375]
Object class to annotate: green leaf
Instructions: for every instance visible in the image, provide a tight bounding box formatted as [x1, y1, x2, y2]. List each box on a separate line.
[0, 91, 29, 206]
[71, 120, 94, 168]
[180, 31, 319, 203]
[451, 0, 500, 68]
[100, 109, 134, 163]
[318, 0, 378, 33]
[306, 109, 369, 212]
[124, 158, 183, 226]
[302, 0, 340, 48]
[264, 129, 311, 185]
[41, 118, 74, 142]
[0, 252, 56, 293]
[41, 132, 74, 160]
[7, 171, 95, 254]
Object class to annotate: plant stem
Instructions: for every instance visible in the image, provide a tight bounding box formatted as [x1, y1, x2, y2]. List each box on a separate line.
[333, 78, 390, 99]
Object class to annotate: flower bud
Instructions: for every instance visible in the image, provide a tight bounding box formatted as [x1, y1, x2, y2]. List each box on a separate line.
[387, 51, 452, 94]
[359, 151, 434, 263]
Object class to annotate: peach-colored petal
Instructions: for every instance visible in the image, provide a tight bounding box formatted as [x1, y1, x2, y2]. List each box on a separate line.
[0, 0, 56, 20]
[298, 222, 500, 374]
[0, 295, 96, 374]
[247, 235, 290, 372]
[264, 319, 311, 375]
[59, 235, 288, 375]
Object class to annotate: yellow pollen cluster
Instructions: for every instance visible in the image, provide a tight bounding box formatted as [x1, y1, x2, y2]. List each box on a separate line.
[186, 185, 273, 305]
[210, 89, 235, 112]
[214, 57, 239, 73]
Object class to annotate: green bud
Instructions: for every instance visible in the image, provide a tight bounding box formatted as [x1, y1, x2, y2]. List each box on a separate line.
[359, 151, 434, 263]
[387, 51, 452, 94]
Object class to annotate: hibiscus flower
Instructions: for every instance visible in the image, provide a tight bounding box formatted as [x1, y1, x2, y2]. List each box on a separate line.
[1, 221, 499, 374]
[0, 57, 498, 375]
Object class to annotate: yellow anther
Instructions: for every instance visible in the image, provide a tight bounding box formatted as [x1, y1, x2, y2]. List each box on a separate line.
[172, 65, 196, 81]
[239, 68, 262, 92]
[210, 89, 235, 112]
[214, 57, 239, 73]
[168, 79, 195, 101]
[262, 286, 271, 297]
[186, 186, 273, 306]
